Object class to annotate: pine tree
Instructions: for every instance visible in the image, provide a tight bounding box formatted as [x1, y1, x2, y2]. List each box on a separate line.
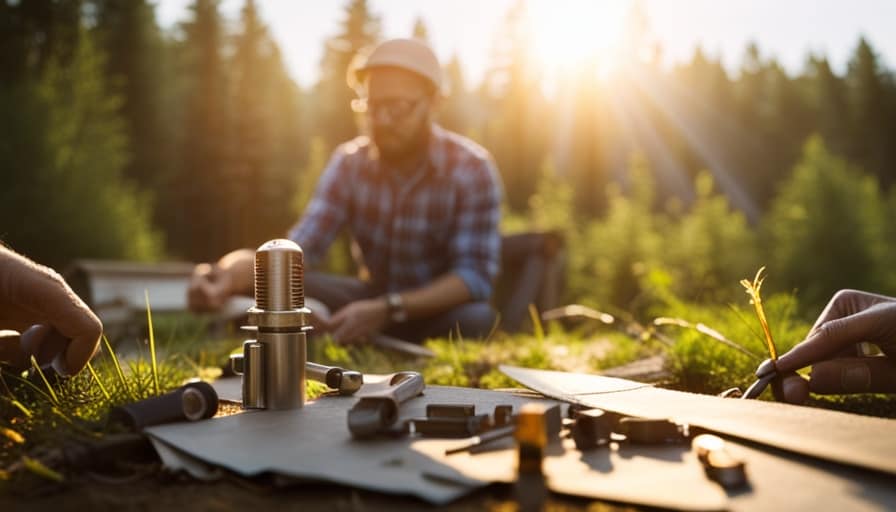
[90, 0, 168, 191]
[0, 27, 160, 267]
[480, 0, 549, 212]
[411, 16, 430, 43]
[229, 0, 304, 248]
[846, 37, 893, 187]
[0, 0, 83, 82]
[313, 0, 380, 150]
[806, 55, 850, 157]
[173, 0, 232, 260]
[727, 44, 811, 207]
[765, 136, 887, 310]
[556, 61, 612, 218]
[439, 54, 472, 135]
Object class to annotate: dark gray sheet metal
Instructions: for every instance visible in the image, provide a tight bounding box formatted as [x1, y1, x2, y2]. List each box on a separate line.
[499, 365, 896, 476]
[146, 384, 549, 505]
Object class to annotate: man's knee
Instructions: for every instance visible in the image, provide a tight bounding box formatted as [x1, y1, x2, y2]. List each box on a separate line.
[436, 302, 496, 339]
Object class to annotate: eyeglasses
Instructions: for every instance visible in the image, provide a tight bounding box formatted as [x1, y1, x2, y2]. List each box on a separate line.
[350, 96, 425, 121]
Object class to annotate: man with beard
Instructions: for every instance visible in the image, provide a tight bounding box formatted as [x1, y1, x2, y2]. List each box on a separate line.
[188, 39, 502, 345]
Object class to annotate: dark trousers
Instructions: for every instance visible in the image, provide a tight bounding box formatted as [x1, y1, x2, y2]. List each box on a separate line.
[305, 272, 496, 343]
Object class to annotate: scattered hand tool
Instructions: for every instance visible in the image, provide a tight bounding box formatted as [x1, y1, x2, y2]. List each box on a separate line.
[108, 380, 219, 430]
[570, 408, 613, 450]
[617, 417, 687, 444]
[413, 414, 491, 438]
[514, 403, 550, 512]
[305, 361, 363, 395]
[347, 371, 425, 439]
[692, 433, 748, 489]
[444, 403, 562, 455]
[742, 358, 778, 399]
[412, 403, 489, 437]
[425, 403, 476, 417]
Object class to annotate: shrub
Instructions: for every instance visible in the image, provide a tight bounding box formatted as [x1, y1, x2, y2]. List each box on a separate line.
[764, 136, 889, 311]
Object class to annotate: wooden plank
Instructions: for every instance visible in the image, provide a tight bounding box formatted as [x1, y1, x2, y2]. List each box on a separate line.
[500, 365, 896, 476]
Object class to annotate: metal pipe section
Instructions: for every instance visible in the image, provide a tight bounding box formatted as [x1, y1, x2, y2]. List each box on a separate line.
[241, 239, 311, 410]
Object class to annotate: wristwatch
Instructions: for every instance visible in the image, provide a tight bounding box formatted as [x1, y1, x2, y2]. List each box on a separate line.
[386, 293, 408, 323]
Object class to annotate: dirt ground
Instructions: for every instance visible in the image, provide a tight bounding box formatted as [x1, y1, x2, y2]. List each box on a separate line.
[2, 472, 631, 512]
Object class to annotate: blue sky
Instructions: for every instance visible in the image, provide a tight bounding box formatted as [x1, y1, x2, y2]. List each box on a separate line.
[156, 0, 896, 89]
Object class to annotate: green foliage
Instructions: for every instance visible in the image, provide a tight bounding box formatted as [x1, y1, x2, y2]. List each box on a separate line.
[665, 172, 757, 302]
[0, 337, 193, 478]
[0, 28, 161, 267]
[480, 0, 550, 212]
[313, 0, 381, 149]
[765, 136, 890, 309]
[660, 292, 810, 394]
[568, 154, 664, 311]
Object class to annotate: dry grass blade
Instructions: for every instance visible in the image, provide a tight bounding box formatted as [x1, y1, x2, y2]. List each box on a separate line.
[0, 426, 24, 444]
[145, 290, 160, 395]
[86, 362, 110, 401]
[740, 266, 778, 360]
[102, 334, 134, 401]
[529, 304, 544, 341]
[28, 356, 59, 405]
[21, 456, 64, 482]
[653, 317, 761, 360]
[541, 304, 615, 324]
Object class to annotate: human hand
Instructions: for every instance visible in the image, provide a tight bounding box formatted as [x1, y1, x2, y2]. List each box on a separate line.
[328, 298, 389, 344]
[0, 247, 102, 375]
[773, 290, 896, 403]
[187, 263, 233, 312]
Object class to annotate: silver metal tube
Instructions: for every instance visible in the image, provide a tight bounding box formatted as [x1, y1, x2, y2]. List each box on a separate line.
[258, 330, 306, 410]
[242, 341, 265, 409]
[306, 361, 331, 386]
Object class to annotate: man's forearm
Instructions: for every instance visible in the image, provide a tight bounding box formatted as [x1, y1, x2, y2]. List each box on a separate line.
[397, 273, 474, 320]
[215, 249, 255, 297]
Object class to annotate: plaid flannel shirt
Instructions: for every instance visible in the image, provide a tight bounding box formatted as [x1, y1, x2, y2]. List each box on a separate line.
[288, 124, 502, 301]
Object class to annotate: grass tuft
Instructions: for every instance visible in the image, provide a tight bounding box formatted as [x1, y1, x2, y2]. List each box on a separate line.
[145, 290, 160, 395]
[740, 267, 779, 360]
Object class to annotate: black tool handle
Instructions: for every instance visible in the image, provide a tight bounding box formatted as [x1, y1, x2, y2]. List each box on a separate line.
[109, 381, 218, 430]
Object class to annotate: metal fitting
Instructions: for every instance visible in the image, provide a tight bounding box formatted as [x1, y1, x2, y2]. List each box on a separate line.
[238, 239, 310, 410]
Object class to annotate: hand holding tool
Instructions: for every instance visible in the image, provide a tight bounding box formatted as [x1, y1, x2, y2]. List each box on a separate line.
[347, 371, 424, 438]
[742, 358, 778, 399]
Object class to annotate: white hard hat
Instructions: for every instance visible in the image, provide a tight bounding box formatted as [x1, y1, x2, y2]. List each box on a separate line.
[348, 38, 442, 93]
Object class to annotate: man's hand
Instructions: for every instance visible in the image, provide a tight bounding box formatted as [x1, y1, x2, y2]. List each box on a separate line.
[328, 298, 389, 344]
[187, 263, 233, 312]
[0, 247, 102, 375]
[774, 289, 896, 403]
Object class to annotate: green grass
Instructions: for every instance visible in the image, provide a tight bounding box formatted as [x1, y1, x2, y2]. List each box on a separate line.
[0, 330, 192, 486]
[657, 292, 810, 393]
[3, 276, 893, 491]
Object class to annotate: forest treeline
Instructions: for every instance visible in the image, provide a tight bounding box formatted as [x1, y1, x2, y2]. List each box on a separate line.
[1, 0, 895, 314]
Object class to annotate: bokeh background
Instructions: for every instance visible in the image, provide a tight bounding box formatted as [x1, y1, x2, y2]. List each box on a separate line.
[2, 0, 895, 317]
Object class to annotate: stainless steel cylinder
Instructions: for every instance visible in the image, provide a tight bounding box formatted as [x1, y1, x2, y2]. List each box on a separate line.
[243, 239, 310, 410]
[242, 341, 265, 409]
[258, 330, 306, 410]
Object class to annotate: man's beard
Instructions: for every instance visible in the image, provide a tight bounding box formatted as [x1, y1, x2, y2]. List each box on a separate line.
[372, 121, 430, 164]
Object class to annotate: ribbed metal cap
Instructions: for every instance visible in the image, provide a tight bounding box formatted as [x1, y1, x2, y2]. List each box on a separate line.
[254, 239, 304, 311]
